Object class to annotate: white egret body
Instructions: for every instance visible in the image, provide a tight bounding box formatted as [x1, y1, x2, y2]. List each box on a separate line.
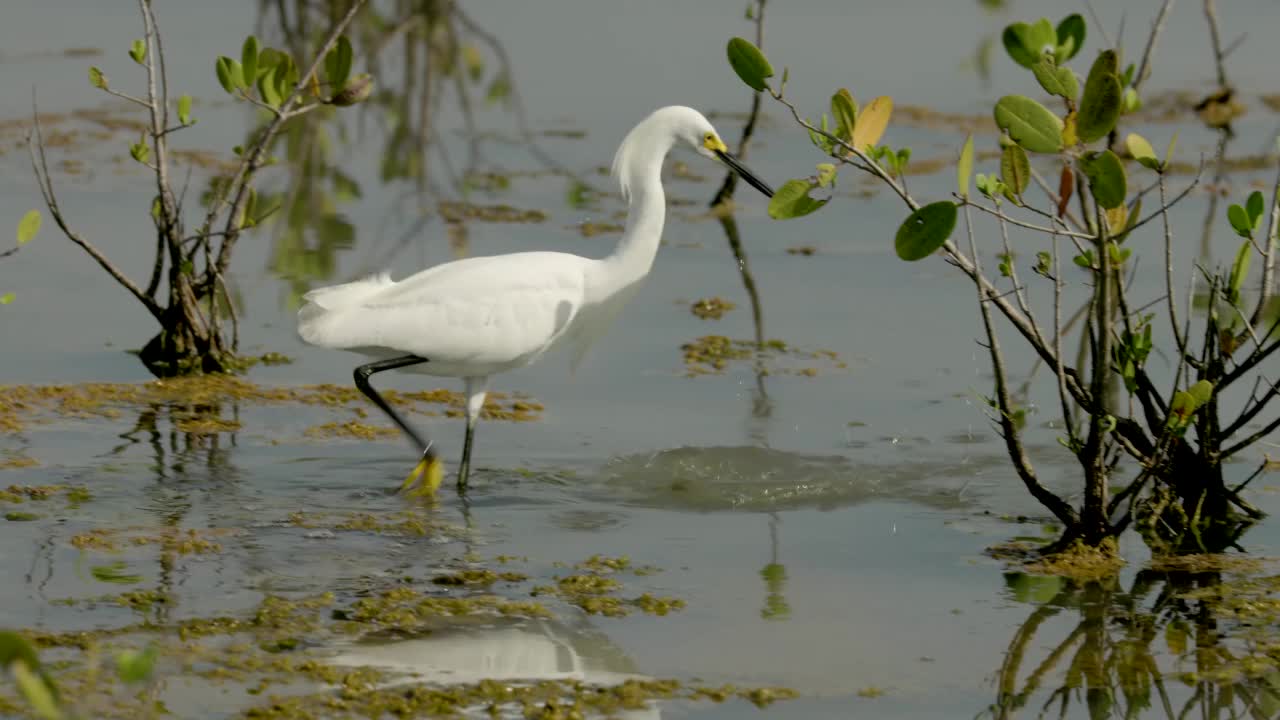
[297, 106, 774, 494]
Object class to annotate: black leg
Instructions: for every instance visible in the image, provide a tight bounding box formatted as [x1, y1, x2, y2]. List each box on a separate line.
[354, 355, 433, 456]
[457, 423, 476, 491]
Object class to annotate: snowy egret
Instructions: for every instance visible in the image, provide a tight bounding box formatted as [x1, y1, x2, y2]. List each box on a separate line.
[297, 105, 774, 495]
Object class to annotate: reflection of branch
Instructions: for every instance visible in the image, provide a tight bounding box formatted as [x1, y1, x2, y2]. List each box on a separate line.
[209, 0, 369, 278]
[1132, 0, 1175, 93]
[1202, 0, 1230, 89]
[452, 5, 596, 190]
[712, 0, 766, 206]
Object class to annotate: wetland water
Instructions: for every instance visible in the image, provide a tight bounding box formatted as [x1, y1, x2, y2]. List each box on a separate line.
[2, 0, 1280, 717]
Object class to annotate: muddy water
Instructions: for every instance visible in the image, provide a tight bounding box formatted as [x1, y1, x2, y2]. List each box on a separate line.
[2, 0, 1280, 717]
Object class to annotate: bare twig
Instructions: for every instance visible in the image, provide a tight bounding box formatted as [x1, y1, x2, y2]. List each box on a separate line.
[1052, 234, 1079, 445]
[1157, 172, 1186, 352]
[1253, 155, 1280, 325]
[27, 109, 162, 320]
[959, 198, 1095, 240]
[965, 204, 1078, 526]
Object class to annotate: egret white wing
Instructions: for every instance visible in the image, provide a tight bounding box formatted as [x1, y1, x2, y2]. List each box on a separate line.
[298, 252, 591, 374]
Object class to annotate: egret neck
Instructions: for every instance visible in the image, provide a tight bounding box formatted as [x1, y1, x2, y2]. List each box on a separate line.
[597, 130, 672, 291]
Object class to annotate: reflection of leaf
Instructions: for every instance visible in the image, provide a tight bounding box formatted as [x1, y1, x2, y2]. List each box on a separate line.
[485, 72, 510, 105]
[330, 169, 362, 202]
[318, 216, 356, 249]
[115, 645, 158, 684]
[91, 562, 143, 585]
[1004, 572, 1063, 604]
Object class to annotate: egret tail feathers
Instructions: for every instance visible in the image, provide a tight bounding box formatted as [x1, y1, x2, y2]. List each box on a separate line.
[297, 272, 394, 348]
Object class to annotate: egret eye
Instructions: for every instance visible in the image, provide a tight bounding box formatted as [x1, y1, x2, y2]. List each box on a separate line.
[704, 132, 715, 142]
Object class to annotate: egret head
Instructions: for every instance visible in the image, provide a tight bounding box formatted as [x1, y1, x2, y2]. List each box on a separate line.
[613, 106, 774, 201]
[679, 109, 774, 198]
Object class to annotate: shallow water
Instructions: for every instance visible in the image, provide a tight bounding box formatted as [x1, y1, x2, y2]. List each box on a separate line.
[2, 0, 1280, 717]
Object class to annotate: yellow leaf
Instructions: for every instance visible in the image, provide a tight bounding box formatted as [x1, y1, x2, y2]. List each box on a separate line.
[1106, 204, 1128, 233]
[851, 96, 892, 153]
[1061, 110, 1078, 147]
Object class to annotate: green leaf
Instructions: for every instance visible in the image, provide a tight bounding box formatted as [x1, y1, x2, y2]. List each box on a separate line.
[115, 645, 157, 684]
[1002, 18, 1056, 68]
[815, 162, 837, 188]
[830, 88, 857, 144]
[993, 95, 1064, 153]
[215, 56, 236, 93]
[1229, 237, 1252, 304]
[0, 292, 14, 305]
[1165, 131, 1179, 166]
[1079, 150, 1126, 210]
[957, 134, 974, 199]
[129, 136, 151, 165]
[258, 65, 282, 108]
[0, 631, 41, 670]
[241, 36, 259, 91]
[88, 66, 107, 90]
[1122, 87, 1141, 113]
[1078, 50, 1121, 143]
[91, 561, 143, 584]
[11, 660, 61, 720]
[129, 39, 146, 65]
[17, 209, 41, 245]
[256, 48, 286, 79]
[1055, 14, 1086, 62]
[177, 94, 193, 125]
[768, 179, 827, 219]
[325, 36, 354, 91]
[1228, 204, 1252, 238]
[1188, 380, 1214, 407]
[726, 37, 773, 92]
[895, 201, 958, 261]
[1246, 190, 1265, 228]
[1031, 56, 1078, 101]
[1000, 144, 1031, 197]
[1125, 132, 1160, 170]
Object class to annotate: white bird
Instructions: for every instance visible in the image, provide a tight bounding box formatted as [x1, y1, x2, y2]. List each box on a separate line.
[297, 105, 774, 495]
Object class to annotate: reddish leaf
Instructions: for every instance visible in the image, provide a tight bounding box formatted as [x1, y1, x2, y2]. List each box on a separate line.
[1057, 165, 1074, 219]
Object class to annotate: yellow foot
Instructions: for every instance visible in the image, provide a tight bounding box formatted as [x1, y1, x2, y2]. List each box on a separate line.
[400, 455, 444, 497]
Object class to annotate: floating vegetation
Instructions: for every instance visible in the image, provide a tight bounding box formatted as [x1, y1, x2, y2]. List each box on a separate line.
[285, 510, 455, 538]
[438, 201, 547, 223]
[0, 377, 545, 446]
[336, 587, 553, 628]
[431, 568, 529, 586]
[991, 537, 1126, 581]
[70, 526, 228, 555]
[303, 420, 400, 441]
[573, 220, 624, 237]
[173, 415, 242, 434]
[785, 245, 816, 256]
[680, 335, 846, 377]
[236, 677, 795, 719]
[0, 484, 91, 504]
[531, 560, 685, 618]
[690, 296, 736, 320]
